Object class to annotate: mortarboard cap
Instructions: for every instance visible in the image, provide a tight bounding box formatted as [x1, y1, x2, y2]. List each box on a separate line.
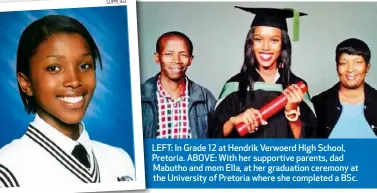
[235, 6, 308, 41]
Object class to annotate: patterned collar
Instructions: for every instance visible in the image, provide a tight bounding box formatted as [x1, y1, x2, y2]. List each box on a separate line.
[26, 114, 101, 183]
[157, 75, 189, 102]
[30, 114, 93, 160]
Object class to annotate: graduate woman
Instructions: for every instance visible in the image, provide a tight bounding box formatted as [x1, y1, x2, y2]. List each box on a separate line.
[207, 7, 317, 138]
[0, 15, 135, 187]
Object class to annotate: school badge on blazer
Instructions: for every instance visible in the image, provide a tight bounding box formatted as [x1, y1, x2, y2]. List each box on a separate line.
[117, 175, 133, 182]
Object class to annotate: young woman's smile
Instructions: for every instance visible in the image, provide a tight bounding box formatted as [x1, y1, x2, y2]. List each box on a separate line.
[20, 33, 96, 128]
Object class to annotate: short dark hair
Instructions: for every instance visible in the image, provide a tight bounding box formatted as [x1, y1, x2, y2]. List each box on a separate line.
[335, 38, 371, 64]
[17, 15, 102, 114]
[155, 31, 193, 55]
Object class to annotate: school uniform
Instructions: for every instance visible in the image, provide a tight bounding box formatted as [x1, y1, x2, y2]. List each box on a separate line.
[0, 115, 135, 188]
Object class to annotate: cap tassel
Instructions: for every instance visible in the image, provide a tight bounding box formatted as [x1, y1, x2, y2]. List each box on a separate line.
[293, 9, 300, 41]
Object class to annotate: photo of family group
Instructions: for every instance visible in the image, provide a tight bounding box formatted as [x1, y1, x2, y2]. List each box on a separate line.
[137, 2, 377, 140]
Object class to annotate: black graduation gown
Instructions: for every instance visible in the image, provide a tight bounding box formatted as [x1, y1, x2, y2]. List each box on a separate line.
[207, 71, 317, 138]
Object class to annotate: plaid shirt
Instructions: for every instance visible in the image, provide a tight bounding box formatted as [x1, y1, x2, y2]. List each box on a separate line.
[156, 76, 191, 138]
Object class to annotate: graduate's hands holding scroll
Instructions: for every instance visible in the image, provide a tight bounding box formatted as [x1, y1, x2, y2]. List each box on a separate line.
[282, 84, 304, 112]
[229, 108, 268, 134]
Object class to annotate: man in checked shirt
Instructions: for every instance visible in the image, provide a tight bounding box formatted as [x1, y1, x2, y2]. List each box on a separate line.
[141, 31, 216, 139]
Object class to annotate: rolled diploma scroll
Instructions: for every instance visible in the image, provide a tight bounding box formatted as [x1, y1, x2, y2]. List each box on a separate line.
[236, 81, 308, 136]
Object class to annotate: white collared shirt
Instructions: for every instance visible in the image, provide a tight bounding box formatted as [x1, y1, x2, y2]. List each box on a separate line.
[0, 115, 135, 188]
[30, 115, 93, 164]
